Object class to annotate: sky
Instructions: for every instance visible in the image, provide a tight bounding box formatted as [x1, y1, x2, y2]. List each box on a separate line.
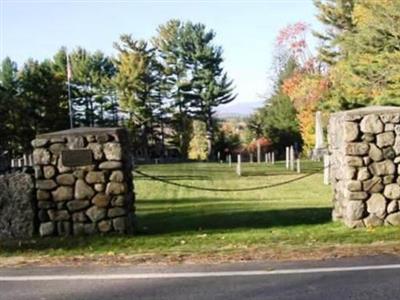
[0, 0, 321, 107]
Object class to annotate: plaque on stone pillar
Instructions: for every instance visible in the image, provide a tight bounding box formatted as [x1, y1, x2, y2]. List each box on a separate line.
[61, 149, 93, 167]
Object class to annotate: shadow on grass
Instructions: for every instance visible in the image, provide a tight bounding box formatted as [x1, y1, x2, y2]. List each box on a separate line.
[136, 175, 211, 181]
[137, 207, 331, 235]
[0, 207, 331, 253]
[137, 197, 311, 207]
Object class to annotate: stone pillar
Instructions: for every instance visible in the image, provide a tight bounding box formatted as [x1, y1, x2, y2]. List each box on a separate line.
[328, 106, 400, 228]
[32, 127, 135, 236]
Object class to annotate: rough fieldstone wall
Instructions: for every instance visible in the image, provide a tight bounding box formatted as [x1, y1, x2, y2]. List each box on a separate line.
[32, 127, 135, 236]
[0, 172, 35, 239]
[329, 106, 400, 228]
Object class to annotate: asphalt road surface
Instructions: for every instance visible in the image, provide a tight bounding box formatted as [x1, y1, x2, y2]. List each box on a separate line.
[1, 255, 400, 300]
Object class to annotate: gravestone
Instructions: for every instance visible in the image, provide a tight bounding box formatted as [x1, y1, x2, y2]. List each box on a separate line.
[312, 111, 328, 160]
[328, 106, 400, 228]
[32, 127, 135, 236]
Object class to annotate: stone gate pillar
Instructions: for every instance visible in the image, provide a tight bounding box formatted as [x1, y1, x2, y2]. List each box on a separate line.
[328, 106, 400, 228]
[32, 127, 135, 236]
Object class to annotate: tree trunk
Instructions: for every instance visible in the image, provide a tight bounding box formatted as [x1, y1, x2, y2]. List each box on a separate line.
[205, 114, 214, 161]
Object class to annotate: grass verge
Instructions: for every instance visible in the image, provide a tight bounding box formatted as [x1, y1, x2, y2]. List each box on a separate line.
[1, 161, 400, 266]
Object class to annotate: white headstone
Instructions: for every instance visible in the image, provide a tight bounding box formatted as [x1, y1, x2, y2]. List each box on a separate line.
[236, 154, 241, 176]
[315, 111, 325, 150]
[286, 147, 289, 169]
[290, 146, 295, 171]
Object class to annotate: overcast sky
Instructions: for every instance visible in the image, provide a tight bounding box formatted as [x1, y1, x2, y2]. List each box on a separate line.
[1, 0, 320, 106]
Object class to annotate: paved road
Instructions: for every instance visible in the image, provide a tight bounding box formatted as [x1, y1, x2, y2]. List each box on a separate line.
[1, 255, 400, 300]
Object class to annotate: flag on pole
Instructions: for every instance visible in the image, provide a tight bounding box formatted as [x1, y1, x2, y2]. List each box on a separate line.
[66, 53, 72, 81]
[66, 51, 74, 128]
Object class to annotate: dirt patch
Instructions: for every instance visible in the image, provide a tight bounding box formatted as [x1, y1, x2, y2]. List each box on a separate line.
[2, 242, 400, 268]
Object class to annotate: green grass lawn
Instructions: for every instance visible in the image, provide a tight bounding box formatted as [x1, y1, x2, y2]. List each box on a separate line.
[2, 161, 400, 264]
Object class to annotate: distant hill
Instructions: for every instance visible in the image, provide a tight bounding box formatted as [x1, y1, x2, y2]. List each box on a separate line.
[216, 100, 264, 118]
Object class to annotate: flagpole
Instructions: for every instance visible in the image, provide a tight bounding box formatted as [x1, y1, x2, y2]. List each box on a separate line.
[66, 52, 74, 129]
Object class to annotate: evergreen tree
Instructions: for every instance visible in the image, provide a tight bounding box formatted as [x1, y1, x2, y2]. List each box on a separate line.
[114, 35, 160, 158]
[314, 0, 355, 65]
[153, 19, 192, 158]
[180, 22, 236, 160]
[18, 59, 69, 149]
[0, 57, 19, 154]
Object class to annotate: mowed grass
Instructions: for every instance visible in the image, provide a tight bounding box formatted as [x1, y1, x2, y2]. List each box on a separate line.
[2, 161, 400, 262]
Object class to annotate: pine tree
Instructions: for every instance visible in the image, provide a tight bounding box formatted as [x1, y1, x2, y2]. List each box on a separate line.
[153, 19, 192, 158]
[0, 57, 19, 154]
[181, 22, 236, 160]
[114, 35, 161, 158]
[314, 0, 355, 65]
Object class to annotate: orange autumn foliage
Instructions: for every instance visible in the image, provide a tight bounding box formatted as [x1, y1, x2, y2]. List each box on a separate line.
[282, 73, 330, 153]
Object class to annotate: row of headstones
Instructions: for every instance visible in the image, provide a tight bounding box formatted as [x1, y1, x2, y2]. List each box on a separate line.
[231, 152, 276, 176]
[285, 145, 330, 185]
[10, 154, 34, 169]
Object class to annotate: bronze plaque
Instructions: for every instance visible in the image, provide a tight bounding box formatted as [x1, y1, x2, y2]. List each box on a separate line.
[61, 150, 93, 167]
